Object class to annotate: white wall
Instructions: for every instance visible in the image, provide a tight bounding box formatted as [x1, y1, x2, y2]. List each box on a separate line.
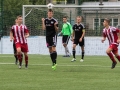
[0, 36, 114, 55]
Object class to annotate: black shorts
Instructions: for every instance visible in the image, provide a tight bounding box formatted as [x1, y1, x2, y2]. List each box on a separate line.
[62, 35, 70, 45]
[46, 35, 57, 48]
[73, 39, 84, 46]
[13, 42, 17, 54]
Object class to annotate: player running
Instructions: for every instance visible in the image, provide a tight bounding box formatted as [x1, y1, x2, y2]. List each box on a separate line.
[58, 16, 72, 57]
[101, 18, 120, 69]
[10, 19, 23, 65]
[10, 15, 29, 69]
[71, 16, 85, 62]
[42, 9, 58, 70]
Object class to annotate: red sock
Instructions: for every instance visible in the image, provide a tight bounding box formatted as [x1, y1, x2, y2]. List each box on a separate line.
[107, 53, 116, 63]
[17, 54, 22, 66]
[25, 55, 28, 67]
[116, 56, 120, 62]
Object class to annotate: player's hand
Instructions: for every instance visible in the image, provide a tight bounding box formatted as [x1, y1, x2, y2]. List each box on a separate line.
[79, 38, 82, 42]
[71, 38, 74, 42]
[10, 39, 12, 42]
[42, 18, 45, 22]
[117, 39, 120, 43]
[10, 37, 14, 42]
[101, 38, 105, 43]
[54, 22, 58, 26]
[25, 35, 29, 38]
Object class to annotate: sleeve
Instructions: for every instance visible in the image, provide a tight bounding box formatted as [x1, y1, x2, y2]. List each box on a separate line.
[61, 24, 64, 33]
[69, 24, 73, 34]
[55, 19, 58, 27]
[103, 30, 106, 37]
[11, 26, 14, 32]
[82, 24, 85, 32]
[111, 27, 119, 33]
[24, 25, 29, 33]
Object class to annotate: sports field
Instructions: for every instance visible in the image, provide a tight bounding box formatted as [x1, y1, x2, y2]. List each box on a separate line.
[0, 54, 120, 90]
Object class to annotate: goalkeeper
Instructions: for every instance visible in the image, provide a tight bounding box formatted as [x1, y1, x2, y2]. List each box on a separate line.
[58, 16, 73, 57]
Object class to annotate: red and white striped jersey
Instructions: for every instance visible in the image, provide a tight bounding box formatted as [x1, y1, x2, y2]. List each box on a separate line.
[11, 24, 29, 44]
[103, 26, 119, 45]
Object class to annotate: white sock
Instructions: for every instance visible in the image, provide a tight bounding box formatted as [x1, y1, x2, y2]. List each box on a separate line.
[64, 47, 67, 55]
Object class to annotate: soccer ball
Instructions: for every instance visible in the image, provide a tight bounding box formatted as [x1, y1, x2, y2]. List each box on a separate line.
[47, 3, 54, 9]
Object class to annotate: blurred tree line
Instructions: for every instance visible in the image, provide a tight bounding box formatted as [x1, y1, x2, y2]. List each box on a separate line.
[1, 0, 46, 36]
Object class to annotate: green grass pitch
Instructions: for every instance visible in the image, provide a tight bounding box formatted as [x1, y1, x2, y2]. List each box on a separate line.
[0, 54, 120, 90]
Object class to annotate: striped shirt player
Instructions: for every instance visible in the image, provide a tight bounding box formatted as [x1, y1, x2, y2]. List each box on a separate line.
[11, 24, 29, 69]
[11, 24, 29, 49]
[102, 18, 120, 69]
[103, 26, 119, 45]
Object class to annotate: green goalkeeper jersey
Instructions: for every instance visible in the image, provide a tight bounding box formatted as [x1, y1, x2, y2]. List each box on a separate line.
[61, 22, 72, 36]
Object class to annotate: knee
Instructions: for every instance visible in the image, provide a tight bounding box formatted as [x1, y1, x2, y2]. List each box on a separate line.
[63, 44, 66, 47]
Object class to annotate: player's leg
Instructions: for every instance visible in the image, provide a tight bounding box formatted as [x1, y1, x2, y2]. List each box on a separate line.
[51, 35, 57, 70]
[16, 46, 23, 68]
[21, 43, 29, 68]
[112, 45, 120, 62]
[79, 39, 85, 62]
[71, 44, 77, 62]
[13, 42, 18, 65]
[106, 46, 117, 69]
[62, 35, 70, 57]
[23, 52, 28, 68]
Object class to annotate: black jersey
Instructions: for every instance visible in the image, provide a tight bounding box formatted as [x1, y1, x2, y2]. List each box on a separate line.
[44, 18, 58, 37]
[73, 23, 85, 39]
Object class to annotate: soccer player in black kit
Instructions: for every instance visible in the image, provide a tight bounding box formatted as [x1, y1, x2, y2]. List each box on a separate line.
[71, 16, 85, 62]
[42, 9, 58, 70]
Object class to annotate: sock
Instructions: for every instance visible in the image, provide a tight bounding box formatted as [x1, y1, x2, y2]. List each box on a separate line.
[53, 51, 57, 64]
[107, 53, 116, 63]
[72, 49, 76, 58]
[81, 51, 84, 59]
[66, 46, 70, 55]
[25, 55, 28, 67]
[17, 54, 22, 66]
[50, 53, 54, 64]
[64, 47, 67, 55]
[116, 55, 120, 62]
[14, 54, 18, 62]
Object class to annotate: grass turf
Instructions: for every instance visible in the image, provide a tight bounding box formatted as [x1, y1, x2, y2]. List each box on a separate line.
[0, 54, 120, 90]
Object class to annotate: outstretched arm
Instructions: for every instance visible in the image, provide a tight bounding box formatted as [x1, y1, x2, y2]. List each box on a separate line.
[10, 31, 14, 42]
[42, 18, 46, 30]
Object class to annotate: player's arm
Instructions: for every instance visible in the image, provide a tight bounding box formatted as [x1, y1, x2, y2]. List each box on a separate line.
[101, 32, 106, 43]
[42, 18, 46, 30]
[71, 30, 75, 41]
[24, 26, 30, 38]
[25, 33, 29, 38]
[10, 30, 14, 42]
[117, 29, 120, 43]
[79, 29, 85, 42]
[54, 21, 59, 31]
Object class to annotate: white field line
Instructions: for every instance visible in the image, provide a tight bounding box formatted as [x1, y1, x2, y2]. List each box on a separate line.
[0, 62, 118, 68]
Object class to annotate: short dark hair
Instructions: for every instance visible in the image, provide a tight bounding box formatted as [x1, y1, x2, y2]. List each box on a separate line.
[16, 15, 22, 19]
[104, 18, 110, 24]
[63, 16, 68, 19]
[48, 9, 53, 13]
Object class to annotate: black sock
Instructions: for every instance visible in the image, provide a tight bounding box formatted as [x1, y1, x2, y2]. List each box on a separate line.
[50, 53, 54, 64]
[72, 49, 76, 58]
[53, 51, 57, 64]
[14, 54, 18, 62]
[81, 51, 84, 59]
